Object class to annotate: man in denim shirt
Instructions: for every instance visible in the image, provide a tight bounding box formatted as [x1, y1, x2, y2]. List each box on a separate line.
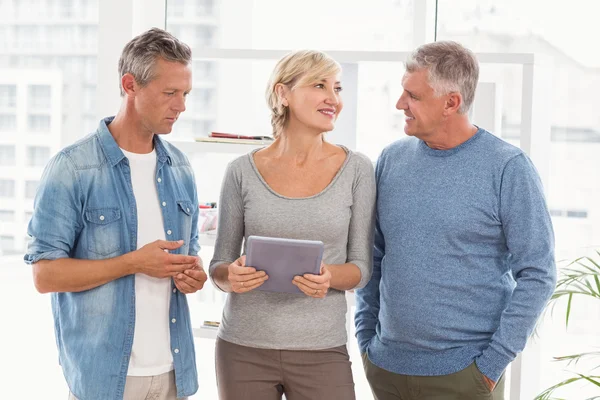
[24, 28, 206, 400]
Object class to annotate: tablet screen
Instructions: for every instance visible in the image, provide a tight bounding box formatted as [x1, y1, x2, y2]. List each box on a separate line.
[246, 235, 324, 294]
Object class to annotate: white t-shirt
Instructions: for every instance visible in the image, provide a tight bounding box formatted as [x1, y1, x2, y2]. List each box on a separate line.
[121, 148, 173, 376]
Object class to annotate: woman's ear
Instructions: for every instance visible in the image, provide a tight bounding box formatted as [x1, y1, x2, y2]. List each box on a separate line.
[275, 83, 288, 107]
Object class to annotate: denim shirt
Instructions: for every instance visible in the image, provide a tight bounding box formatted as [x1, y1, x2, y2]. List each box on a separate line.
[24, 117, 200, 400]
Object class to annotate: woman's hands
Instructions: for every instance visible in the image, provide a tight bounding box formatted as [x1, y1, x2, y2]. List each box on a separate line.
[292, 263, 331, 299]
[225, 258, 334, 299]
[227, 255, 269, 293]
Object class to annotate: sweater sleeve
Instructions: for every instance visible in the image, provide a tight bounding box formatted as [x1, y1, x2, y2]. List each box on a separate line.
[476, 153, 557, 382]
[347, 154, 376, 289]
[354, 152, 385, 353]
[209, 160, 245, 288]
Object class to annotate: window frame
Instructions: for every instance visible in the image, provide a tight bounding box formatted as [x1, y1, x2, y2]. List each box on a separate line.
[96, 1, 550, 398]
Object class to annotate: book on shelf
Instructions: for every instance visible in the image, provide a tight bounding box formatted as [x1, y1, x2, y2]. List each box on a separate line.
[194, 136, 272, 145]
[193, 132, 274, 145]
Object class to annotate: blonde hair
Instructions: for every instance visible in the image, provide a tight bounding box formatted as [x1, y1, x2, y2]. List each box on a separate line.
[265, 50, 341, 138]
[406, 41, 479, 114]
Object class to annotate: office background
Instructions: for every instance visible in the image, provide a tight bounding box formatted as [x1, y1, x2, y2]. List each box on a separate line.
[0, 0, 598, 398]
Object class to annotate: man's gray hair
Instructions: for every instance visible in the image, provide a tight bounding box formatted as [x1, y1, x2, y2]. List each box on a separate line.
[118, 27, 192, 96]
[406, 41, 479, 114]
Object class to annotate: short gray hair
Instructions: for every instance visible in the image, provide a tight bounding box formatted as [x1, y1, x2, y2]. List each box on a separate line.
[406, 41, 479, 114]
[118, 28, 192, 96]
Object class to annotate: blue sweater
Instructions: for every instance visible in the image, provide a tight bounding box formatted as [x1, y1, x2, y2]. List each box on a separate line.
[355, 128, 556, 382]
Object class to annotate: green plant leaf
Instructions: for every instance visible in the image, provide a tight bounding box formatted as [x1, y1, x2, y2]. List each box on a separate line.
[566, 292, 572, 328]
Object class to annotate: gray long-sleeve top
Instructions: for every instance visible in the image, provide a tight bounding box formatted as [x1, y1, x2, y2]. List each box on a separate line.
[209, 146, 376, 350]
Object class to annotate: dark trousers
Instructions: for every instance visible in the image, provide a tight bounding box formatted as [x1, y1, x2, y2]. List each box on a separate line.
[362, 353, 505, 400]
[215, 337, 356, 400]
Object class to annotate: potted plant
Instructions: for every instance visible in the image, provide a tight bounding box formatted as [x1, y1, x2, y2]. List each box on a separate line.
[535, 252, 600, 399]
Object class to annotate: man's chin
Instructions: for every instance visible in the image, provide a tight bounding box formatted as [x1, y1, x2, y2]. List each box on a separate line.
[155, 127, 174, 135]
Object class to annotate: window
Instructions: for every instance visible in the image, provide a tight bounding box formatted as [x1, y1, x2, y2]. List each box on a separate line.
[169, 0, 416, 51]
[83, 86, 96, 113]
[83, 57, 98, 83]
[437, 1, 600, 398]
[196, 0, 214, 16]
[0, 84, 17, 108]
[168, 0, 185, 18]
[0, 145, 15, 165]
[0, 27, 7, 52]
[60, 0, 74, 18]
[0, 235, 15, 252]
[0, 179, 15, 197]
[193, 61, 214, 81]
[15, 25, 39, 51]
[0, 1, 96, 398]
[29, 85, 52, 110]
[0, 114, 16, 131]
[25, 180, 39, 199]
[26, 146, 51, 167]
[0, 210, 15, 222]
[28, 115, 51, 133]
[83, 115, 98, 132]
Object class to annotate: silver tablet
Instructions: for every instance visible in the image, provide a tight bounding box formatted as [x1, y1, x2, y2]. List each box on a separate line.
[245, 235, 324, 294]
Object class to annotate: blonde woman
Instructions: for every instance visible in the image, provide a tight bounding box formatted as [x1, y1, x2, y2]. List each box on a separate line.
[209, 50, 376, 400]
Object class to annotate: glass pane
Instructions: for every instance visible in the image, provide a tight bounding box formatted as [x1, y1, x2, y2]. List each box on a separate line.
[0, 145, 16, 165]
[28, 85, 52, 110]
[437, 1, 600, 398]
[169, 58, 276, 142]
[0, 210, 15, 222]
[28, 115, 51, 133]
[167, 0, 416, 51]
[0, 179, 15, 197]
[25, 180, 39, 199]
[0, 235, 15, 252]
[26, 146, 51, 167]
[0, 114, 16, 131]
[0, 1, 100, 398]
[0, 84, 17, 108]
[0, 0, 98, 260]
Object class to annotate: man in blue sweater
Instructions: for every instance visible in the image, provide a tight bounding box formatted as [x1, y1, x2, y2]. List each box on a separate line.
[355, 41, 556, 400]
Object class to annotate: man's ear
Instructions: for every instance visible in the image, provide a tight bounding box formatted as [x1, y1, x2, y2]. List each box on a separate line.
[121, 73, 136, 97]
[444, 92, 463, 115]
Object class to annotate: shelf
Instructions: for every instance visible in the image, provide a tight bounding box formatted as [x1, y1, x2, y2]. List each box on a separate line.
[168, 139, 268, 155]
[199, 232, 216, 247]
[193, 326, 218, 340]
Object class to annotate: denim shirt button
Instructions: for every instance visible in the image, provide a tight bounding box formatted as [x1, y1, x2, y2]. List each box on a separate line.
[173, 288, 177, 293]
[174, 348, 179, 354]
[157, 177, 162, 183]
[99, 215, 105, 221]
[162, 201, 166, 207]
[167, 230, 172, 235]
[171, 318, 176, 323]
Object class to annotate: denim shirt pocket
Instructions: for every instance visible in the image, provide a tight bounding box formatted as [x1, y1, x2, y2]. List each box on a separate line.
[177, 200, 194, 252]
[84, 207, 122, 256]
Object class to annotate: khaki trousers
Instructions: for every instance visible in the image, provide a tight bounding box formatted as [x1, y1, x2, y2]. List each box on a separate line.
[215, 337, 356, 400]
[69, 370, 187, 400]
[363, 353, 505, 400]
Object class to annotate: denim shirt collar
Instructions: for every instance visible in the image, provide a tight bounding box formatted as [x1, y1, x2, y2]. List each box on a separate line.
[97, 116, 173, 167]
